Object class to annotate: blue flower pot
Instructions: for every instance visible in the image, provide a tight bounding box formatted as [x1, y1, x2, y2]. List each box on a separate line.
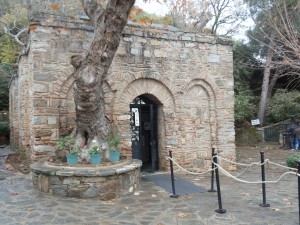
[109, 150, 120, 163]
[90, 153, 102, 164]
[66, 153, 78, 165]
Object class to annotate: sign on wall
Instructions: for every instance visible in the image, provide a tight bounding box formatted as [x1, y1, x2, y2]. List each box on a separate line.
[131, 108, 140, 126]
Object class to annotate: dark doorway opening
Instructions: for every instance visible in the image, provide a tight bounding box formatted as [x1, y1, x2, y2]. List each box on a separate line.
[130, 95, 159, 172]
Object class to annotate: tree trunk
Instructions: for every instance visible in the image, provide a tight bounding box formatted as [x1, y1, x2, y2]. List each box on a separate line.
[70, 0, 135, 147]
[258, 46, 274, 127]
[267, 66, 281, 98]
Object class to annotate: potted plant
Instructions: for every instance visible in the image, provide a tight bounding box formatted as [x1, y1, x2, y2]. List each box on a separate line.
[89, 145, 102, 164]
[107, 123, 121, 163]
[56, 136, 81, 164]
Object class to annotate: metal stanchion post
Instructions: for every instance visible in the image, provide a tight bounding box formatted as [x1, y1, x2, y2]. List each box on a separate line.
[259, 151, 270, 207]
[214, 153, 226, 213]
[208, 148, 216, 192]
[297, 161, 300, 225]
[169, 150, 179, 198]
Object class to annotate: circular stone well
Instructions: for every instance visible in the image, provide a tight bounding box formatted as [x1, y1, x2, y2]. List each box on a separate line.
[30, 159, 142, 200]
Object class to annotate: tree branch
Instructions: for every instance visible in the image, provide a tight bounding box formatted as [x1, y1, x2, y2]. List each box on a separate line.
[80, 0, 106, 25]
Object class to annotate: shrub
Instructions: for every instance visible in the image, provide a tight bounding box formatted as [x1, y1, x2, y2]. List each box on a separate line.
[286, 154, 300, 168]
[0, 121, 9, 136]
[267, 89, 300, 124]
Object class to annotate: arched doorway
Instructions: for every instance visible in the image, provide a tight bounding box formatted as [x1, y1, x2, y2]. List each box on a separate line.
[130, 95, 159, 172]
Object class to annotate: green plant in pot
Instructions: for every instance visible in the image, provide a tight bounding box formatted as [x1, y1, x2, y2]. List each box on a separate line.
[107, 123, 121, 163]
[89, 145, 102, 164]
[56, 135, 81, 164]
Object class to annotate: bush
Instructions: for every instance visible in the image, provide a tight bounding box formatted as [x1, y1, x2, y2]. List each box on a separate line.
[286, 154, 300, 168]
[267, 89, 300, 124]
[0, 121, 9, 136]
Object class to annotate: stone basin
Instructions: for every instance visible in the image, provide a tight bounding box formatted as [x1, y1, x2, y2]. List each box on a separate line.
[30, 159, 142, 200]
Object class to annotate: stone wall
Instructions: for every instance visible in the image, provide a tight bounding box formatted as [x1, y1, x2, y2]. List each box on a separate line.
[31, 159, 142, 200]
[10, 2, 236, 171]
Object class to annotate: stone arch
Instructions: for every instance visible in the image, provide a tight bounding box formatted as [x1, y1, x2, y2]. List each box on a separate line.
[112, 78, 176, 165]
[113, 78, 176, 114]
[58, 75, 75, 136]
[58, 76, 114, 136]
[178, 78, 218, 168]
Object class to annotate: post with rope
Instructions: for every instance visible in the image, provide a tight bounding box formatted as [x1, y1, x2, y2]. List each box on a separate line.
[169, 150, 179, 198]
[208, 148, 216, 192]
[259, 151, 270, 207]
[213, 153, 226, 213]
[297, 161, 300, 225]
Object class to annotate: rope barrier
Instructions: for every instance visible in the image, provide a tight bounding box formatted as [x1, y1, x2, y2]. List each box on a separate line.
[168, 151, 300, 221]
[168, 157, 216, 175]
[267, 161, 298, 171]
[212, 158, 298, 184]
[216, 155, 269, 167]
[216, 155, 298, 172]
[169, 154, 299, 183]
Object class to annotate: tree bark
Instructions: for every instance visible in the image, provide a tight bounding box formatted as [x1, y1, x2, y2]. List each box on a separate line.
[267, 66, 281, 98]
[71, 0, 135, 146]
[258, 46, 274, 127]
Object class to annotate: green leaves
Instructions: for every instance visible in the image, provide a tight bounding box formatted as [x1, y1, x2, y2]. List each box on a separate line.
[0, 63, 14, 110]
[267, 89, 300, 123]
[89, 146, 100, 154]
[233, 41, 260, 124]
[56, 135, 78, 154]
[0, 36, 20, 63]
[286, 154, 300, 168]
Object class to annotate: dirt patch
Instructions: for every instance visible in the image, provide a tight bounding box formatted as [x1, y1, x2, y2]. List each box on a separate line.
[5, 153, 31, 174]
[236, 142, 295, 166]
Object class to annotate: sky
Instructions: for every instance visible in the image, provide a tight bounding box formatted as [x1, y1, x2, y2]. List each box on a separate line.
[134, 0, 252, 41]
[135, 0, 168, 16]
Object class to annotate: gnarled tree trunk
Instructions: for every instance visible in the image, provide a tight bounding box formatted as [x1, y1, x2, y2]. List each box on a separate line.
[70, 0, 135, 147]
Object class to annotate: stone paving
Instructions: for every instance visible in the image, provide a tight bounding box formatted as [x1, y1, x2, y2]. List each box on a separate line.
[0, 145, 299, 225]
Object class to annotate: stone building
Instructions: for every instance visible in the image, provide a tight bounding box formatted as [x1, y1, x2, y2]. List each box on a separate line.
[10, 1, 236, 171]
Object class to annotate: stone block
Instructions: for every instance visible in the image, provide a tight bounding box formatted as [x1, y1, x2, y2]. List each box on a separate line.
[33, 99, 47, 107]
[51, 185, 68, 197]
[154, 50, 167, 58]
[208, 54, 220, 63]
[150, 40, 160, 45]
[33, 145, 55, 153]
[123, 37, 133, 42]
[143, 50, 151, 57]
[133, 30, 143, 36]
[166, 139, 179, 146]
[34, 73, 57, 82]
[32, 173, 38, 186]
[50, 176, 62, 185]
[182, 35, 193, 41]
[116, 46, 126, 55]
[83, 187, 98, 198]
[63, 178, 80, 185]
[34, 129, 53, 137]
[40, 175, 49, 192]
[47, 117, 57, 125]
[33, 117, 45, 125]
[117, 115, 130, 121]
[180, 53, 187, 59]
[130, 48, 139, 55]
[33, 83, 49, 93]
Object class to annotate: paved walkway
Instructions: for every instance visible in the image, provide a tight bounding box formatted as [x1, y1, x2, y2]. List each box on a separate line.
[0, 145, 299, 225]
